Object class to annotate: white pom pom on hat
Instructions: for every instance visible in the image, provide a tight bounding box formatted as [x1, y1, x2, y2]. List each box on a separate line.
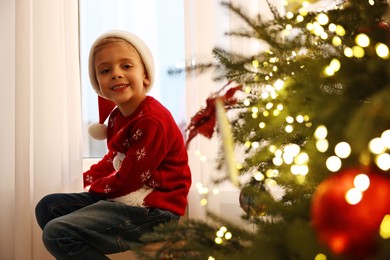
[87, 30, 155, 140]
[88, 96, 116, 140]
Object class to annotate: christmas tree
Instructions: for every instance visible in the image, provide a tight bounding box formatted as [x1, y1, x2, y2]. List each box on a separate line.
[139, 0, 390, 259]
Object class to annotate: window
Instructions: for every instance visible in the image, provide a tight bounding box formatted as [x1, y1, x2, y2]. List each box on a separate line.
[79, 0, 186, 158]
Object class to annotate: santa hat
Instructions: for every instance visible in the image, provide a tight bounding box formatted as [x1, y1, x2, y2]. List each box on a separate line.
[87, 30, 155, 140]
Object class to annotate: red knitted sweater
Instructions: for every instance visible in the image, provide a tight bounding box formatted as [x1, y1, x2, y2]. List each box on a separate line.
[83, 96, 191, 216]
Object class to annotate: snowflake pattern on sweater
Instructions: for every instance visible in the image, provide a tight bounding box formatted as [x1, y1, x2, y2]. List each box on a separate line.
[83, 96, 191, 216]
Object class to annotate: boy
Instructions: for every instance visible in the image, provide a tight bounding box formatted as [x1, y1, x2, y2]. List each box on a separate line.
[35, 30, 191, 259]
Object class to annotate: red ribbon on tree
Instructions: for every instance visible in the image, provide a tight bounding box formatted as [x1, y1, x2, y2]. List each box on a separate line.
[185, 83, 242, 147]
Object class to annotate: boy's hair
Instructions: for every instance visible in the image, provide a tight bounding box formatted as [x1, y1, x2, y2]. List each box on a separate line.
[92, 37, 146, 78]
[92, 37, 140, 59]
[88, 30, 155, 96]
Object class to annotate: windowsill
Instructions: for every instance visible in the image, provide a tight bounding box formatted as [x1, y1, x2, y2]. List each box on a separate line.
[82, 158, 101, 172]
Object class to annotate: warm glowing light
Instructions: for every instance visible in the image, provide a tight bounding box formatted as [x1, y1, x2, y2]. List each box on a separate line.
[376, 153, 390, 171]
[313, 22, 325, 36]
[352, 46, 365, 58]
[317, 13, 329, 25]
[326, 156, 342, 172]
[259, 122, 266, 128]
[296, 15, 304, 23]
[273, 156, 283, 166]
[284, 144, 301, 156]
[334, 142, 351, 158]
[274, 79, 285, 90]
[332, 36, 342, 46]
[300, 165, 309, 175]
[335, 25, 346, 36]
[344, 47, 353, 57]
[252, 142, 260, 149]
[330, 58, 341, 71]
[286, 12, 294, 19]
[215, 237, 223, 244]
[266, 169, 279, 178]
[328, 23, 336, 32]
[291, 164, 309, 176]
[285, 125, 293, 133]
[354, 174, 370, 191]
[294, 152, 309, 164]
[290, 165, 300, 175]
[316, 139, 329, 153]
[286, 116, 294, 123]
[296, 115, 304, 123]
[269, 145, 277, 153]
[200, 198, 208, 206]
[299, 7, 308, 16]
[324, 66, 335, 76]
[375, 43, 390, 59]
[369, 137, 386, 154]
[208, 257, 216, 260]
[244, 99, 251, 106]
[380, 215, 390, 239]
[276, 104, 284, 111]
[381, 129, 390, 148]
[345, 188, 362, 205]
[252, 59, 260, 67]
[225, 232, 232, 240]
[254, 171, 265, 181]
[355, 33, 370, 47]
[283, 153, 294, 164]
[265, 178, 278, 186]
[314, 253, 327, 260]
[314, 125, 328, 139]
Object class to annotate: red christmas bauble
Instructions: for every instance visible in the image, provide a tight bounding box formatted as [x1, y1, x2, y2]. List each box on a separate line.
[311, 168, 390, 259]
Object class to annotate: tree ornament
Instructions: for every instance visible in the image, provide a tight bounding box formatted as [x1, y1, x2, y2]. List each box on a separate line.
[239, 180, 270, 217]
[185, 83, 242, 147]
[311, 167, 390, 259]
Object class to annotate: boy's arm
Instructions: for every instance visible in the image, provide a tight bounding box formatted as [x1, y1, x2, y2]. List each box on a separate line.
[87, 118, 168, 197]
[83, 150, 116, 190]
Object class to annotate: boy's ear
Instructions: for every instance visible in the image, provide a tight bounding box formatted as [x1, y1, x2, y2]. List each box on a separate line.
[143, 76, 150, 86]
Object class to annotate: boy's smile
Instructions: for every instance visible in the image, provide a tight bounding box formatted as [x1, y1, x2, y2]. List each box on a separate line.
[94, 41, 150, 117]
[111, 83, 129, 91]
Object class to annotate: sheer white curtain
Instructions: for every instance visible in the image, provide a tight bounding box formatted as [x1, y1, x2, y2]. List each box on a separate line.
[0, 0, 82, 259]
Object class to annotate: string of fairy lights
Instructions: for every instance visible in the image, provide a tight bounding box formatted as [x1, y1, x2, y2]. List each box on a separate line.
[188, 1, 390, 258]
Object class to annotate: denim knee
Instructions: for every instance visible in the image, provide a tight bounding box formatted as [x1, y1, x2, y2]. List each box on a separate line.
[41, 219, 67, 256]
[35, 195, 52, 229]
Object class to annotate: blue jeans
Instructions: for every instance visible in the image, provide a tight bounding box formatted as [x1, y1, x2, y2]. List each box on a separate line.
[35, 192, 179, 259]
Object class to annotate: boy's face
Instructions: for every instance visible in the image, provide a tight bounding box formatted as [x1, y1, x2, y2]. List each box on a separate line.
[94, 41, 150, 115]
